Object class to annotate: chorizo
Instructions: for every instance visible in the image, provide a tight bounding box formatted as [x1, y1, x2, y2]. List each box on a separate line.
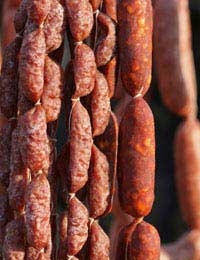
[118, 97, 155, 217]
[19, 28, 46, 102]
[129, 221, 160, 260]
[89, 145, 109, 219]
[19, 105, 50, 175]
[42, 56, 63, 122]
[174, 119, 200, 229]
[154, 0, 197, 117]
[89, 221, 110, 260]
[67, 197, 89, 256]
[118, 0, 153, 96]
[65, 0, 94, 41]
[73, 43, 96, 99]
[69, 101, 92, 193]
[91, 71, 110, 137]
[26, 174, 51, 250]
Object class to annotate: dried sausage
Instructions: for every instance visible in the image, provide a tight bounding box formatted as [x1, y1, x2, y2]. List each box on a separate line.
[95, 12, 116, 67]
[19, 105, 50, 175]
[103, 0, 117, 22]
[91, 71, 110, 137]
[28, 0, 51, 26]
[89, 145, 109, 219]
[115, 220, 138, 260]
[73, 44, 96, 99]
[89, 221, 110, 260]
[19, 28, 46, 102]
[154, 0, 197, 117]
[67, 197, 89, 256]
[95, 112, 118, 215]
[69, 101, 92, 193]
[174, 120, 200, 229]
[9, 127, 29, 213]
[65, 0, 94, 41]
[118, 97, 155, 217]
[102, 57, 117, 98]
[129, 221, 160, 260]
[26, 174, 51, 249]
[44, 0, 65, 53]
[118, 0, 153, 96]
[42, 56, 63, 122]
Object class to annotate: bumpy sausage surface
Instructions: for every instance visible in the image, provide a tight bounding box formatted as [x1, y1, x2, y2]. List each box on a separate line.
[65, 0, 94, 41]
[129, 221, 160, 260]
[73, 44, 96, 99]
[95, 112, 118, 215]
[67, 197, 89, 256]
[19, 28, 46, 102]
[118, 97, 155, 217]
[118, 0, 153, 96]
[69, 101, 92, 193]
[26, 175, 51, 250]
[89, 221, 110, 260]
[89, 145, 109, 219]
[91, 71, 110, 137]
[19, 105, 50, 175]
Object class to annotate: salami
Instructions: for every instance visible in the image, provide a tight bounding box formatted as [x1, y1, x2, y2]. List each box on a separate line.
[89, 221, 110, 260]
[67, 197, 89, 256]
[73, 44, 96, 99]
[26, 174, 51, 250]
[89, 145, 109, 219]
[95, 12, 116, 67]
[69, 101, 92, 193]
[19, 28, 46, 102]
[19, 105, 50, 175]
[65, 0, 94, 42]
[91, 71, 110, 137]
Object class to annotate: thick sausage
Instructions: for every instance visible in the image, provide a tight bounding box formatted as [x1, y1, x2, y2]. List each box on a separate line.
[118, 0, 153, 96]
[118, 97, 155, 217]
